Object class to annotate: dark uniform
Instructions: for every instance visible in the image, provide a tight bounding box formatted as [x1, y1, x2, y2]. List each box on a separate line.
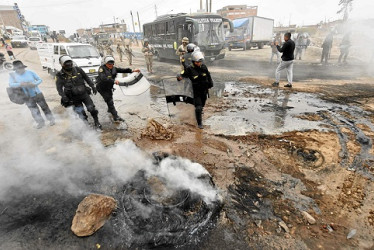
[56, 67, 99, 123]
[179, 63, 213, 126]
[96, 64, 133, 119]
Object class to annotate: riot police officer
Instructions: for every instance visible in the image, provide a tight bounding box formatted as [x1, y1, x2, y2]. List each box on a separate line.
[55, 55, 102, 129]
[182, 43, 200, 69]
[96, 56, 140, 122]
[177, 52, 213, 129]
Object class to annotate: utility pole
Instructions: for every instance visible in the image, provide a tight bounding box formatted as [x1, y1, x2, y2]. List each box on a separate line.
[113, 16, 116, 24]
[209, 0, 212, 13]
[155, 4, 158, 18]
[130, 11, 136, 33]
[200, 0, 202, 10]
[137, 11, 141, 33]
[206, 0, 208, 12]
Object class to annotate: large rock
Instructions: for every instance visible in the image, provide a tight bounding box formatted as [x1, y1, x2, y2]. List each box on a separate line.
[71, 194, 117, 237]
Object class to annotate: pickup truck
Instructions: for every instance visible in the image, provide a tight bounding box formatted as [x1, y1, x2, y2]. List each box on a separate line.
[37, 43, 102, 82]
[11, 35, 28, 48]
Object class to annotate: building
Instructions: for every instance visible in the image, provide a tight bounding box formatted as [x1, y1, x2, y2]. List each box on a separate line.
[0, 5, 23, 30]
[217, 5, 258, 20]
[28, 25, 49, 36]
[97, 23, 127, 34]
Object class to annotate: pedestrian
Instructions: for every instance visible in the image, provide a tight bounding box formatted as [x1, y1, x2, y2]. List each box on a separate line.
[270, 34, 281, 64]
[43, 36, 47, 43]
[338, 32, 351, 64]
[116, 43, 124, 62]
[272, 32, 295, 88]
[176, 37, 189, 70]
[5, 44, 15, 60]
[96, 56, 140, 122]
[8, 60, 55, 129]
[142, 39, 154, 73]
[1, 37, 5, 46]
[124, 41, 133, 66]
[55, 55, 102, 129]
[294, 34, 307, 60]
[321, 32, 334, 64]
[177, 51, 213, 129]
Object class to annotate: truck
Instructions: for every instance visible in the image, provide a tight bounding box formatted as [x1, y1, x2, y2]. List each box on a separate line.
[227, 16, 274, 51]
[37, 43, 102, 82]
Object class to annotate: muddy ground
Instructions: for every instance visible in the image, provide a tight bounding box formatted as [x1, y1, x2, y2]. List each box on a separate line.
[1, 45, 374, 249]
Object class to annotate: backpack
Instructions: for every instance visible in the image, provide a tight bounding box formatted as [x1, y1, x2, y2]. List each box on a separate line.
[6, 73, 29, 105]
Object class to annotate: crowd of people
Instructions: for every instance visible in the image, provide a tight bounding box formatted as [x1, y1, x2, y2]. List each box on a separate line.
[5, 30, 356, 131]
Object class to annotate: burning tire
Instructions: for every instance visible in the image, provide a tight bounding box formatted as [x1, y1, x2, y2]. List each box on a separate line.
[112, 163, 222, 248]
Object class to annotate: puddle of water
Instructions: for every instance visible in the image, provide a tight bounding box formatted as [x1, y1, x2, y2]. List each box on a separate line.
[205, 82, 335, 135]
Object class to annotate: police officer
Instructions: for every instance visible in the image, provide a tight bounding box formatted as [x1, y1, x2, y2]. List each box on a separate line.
[96, 56, 140, 122]
[177, 52, 213, 129]
[182, 43, 200, 69]
[142, 39, 154, 73]
[116, 43, 124, 62]
[176, 37, 189, 70]
[56, 55, 102, 129]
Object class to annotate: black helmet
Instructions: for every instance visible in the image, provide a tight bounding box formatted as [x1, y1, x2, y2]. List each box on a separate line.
[187, 43, 196, 53]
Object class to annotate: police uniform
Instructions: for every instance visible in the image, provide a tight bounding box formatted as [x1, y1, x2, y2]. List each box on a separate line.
[179, 63, 213, 126]
[116, 44, 124, 62]
[56, 67, 99, 122]
[96, 64, 133, 119]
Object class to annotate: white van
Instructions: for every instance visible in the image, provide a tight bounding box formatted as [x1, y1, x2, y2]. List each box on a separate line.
[37, 43, 102, 82]
[28, 37, 43, 49]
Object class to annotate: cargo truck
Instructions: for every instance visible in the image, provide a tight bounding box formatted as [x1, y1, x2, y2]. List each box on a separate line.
[227, 16, 274, 50]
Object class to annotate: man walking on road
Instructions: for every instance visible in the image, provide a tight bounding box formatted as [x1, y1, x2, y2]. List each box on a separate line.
[9, 60, 55, 129]
[272, 32, 295, 88]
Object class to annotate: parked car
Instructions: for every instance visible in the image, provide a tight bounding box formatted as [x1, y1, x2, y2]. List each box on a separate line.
[28, 36, 43, 50]
[11, 35, 28, 48]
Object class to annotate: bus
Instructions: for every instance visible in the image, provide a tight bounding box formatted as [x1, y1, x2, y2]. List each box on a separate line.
[143, 13, 233, 62]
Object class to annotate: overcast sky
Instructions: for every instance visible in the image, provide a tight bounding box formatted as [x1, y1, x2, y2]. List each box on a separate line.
[3, 0, 374, 35]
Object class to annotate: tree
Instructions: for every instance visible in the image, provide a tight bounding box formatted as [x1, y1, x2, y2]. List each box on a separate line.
[337, 0, 354, 22]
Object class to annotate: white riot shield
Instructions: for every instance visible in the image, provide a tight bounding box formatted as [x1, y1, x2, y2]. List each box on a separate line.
[117, 72, 151, 96]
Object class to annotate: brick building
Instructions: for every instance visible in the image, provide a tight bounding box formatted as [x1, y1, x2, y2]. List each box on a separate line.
[217, 5, 258, 20]
[0, 5, 23, 30]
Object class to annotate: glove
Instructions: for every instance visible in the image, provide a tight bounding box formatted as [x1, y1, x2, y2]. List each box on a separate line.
[61, 96, 71, 107]
[92, 86, 97, 95]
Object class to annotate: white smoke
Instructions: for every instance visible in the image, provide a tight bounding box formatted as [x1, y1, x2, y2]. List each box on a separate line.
[0, 73, 218, 204]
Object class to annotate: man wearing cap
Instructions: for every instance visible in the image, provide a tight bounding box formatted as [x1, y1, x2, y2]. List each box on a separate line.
[176, 37, 189, 70]
[8, 60, 55, 129]
[96, 56, 140, 122]
[55, 55, 102, 129]
[142, 39, 154, 73]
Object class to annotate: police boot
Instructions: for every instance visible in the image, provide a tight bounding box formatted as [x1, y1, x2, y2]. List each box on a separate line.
[92, 115, 102, 130]
[195, 108, 203, 129]
[113, 114, 124, 122]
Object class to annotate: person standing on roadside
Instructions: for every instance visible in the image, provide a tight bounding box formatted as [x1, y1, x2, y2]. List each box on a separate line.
[176, 37, 189, 70]
[142, 39, 154, 73]
[9, 60, 55, 129]
[270, 33, 281, 64]
[321, 32, 334, 64]
[272, 32, 295, 88]
[5, 44, 15, 60]
[338, 32, 351, 64]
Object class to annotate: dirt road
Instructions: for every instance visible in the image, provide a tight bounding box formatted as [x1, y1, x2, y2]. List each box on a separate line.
[1, 45, 374, 249]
